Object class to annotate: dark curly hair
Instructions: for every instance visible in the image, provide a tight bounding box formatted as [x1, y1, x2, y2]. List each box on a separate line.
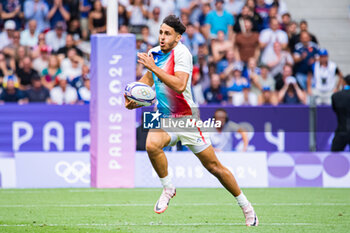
[162, 15, 186, 35]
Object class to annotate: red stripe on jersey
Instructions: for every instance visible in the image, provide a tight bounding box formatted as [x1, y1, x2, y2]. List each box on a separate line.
[197, 127, 207, 144]
[164, 51, 192, 117]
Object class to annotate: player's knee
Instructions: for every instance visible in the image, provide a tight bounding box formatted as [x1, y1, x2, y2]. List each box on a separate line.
[205, 162, 221, 176]
[146, 141, 161, 154]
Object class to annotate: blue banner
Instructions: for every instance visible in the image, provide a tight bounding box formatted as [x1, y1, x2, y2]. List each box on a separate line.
[0, 104, 89, 152]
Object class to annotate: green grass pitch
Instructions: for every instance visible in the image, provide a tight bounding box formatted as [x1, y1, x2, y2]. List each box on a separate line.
[0, 188, 349, 232]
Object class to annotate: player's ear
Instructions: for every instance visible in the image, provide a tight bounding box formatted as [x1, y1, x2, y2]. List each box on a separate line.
[176, 34, 182, 43]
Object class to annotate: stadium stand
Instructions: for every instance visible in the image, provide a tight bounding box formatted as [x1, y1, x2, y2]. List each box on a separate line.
[0, 0, 347, 107]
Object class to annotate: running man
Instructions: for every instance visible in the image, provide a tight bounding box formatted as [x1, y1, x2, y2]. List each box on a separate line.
[124, 15, 258, 226]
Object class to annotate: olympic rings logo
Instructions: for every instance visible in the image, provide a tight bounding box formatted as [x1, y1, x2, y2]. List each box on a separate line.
[137, 89, 152, 98]
[55, 161, 90, 184]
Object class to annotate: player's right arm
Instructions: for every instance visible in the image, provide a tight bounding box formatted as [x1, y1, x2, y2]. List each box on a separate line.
[124, 71, 154, 110]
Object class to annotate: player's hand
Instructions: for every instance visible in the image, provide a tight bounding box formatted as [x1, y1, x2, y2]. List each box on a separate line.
[137, 53, 156, 71]
[124, 94, 141, 110]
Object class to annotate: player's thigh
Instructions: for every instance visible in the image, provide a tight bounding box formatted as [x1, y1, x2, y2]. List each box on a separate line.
[146, 128, 172, 150]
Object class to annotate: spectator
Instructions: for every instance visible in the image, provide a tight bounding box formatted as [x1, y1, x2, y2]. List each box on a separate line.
[0, 53, 12, 80]
[191, 65, 205, 105]
[14, 45, 31, 70]
[140, 26, 157, 46]
[1, 0, 23, 30]
[32, 32, 52, 58]
[226, 63, 254, 106]
[45, 21, 67, 52]
[127, 0, 149, 34]
[41, 54, 61, 90]
[88, 0, 106, 34]
[67, 18, 82, 42]
[24, 0, 50, 32]
[251, 64, 278, 105]
[203, 73, 228, 104]
[56, 34, 83, 59]
[255, 0, 270, 30]
[258, 87, 277, 105]
[218, 49, 236, 79]
[259, 17, 288, 65]
[135, 34, 148, 55]
[289, 20, 318, 52]
[267, 41, 293, 78]
[224, 0, 244, 17]
[174, 0, 191, 16]
[198, 2, 211, 35]
[331, 75, 350, 151]
[149, 0, 175, 24]
[181, 23, 205, 64]
[60, 48, 82, 82]
[118, 3, 129, 29]
[281, 12, 291, 31]
[180, 12, 190, 27]
[277, 75, 306, 104]
[3, 30, 22, 58]
[0, 75, 27, 103]
[275, 63, 292, 90]
[20, 19, 39, 47]
[32, 45, 50, 74]
[307, 49, 343, 105]
[66, 0, 79, 20]
[268, 5, 279, 22]
[242, 57, 260, 81]
[234, 4, 261, 33]
[196, 54, 211, 89]
[16, 56, 39, 90]
[70, 63, 89, 90]
[287, 21, 298, 52]
[180, 0, 203, 26]
[119, 24, 129, 34]
[79, 0, 91, 40]
[147, 7, 162, 42]
[26, 74, 51, 102]
[50, 74, 78, 104]
[234, 19, 260, 64]
[293, 31, 319, 90]
[205, 0, 234, 40]
[211, 30, 233, 63]
[210, 108, 248, 152]
[0, 20, 16, 50]
[47, 0, 71, 28]
[77, 76, 90, 104]
[271, 0, 288, 16]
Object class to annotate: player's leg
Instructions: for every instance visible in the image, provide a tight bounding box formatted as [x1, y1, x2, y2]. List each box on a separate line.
[194, 145, 241, 195]
[145, 128, 171, 178]
[145, 128, 176, 214]
[192, 145, 258, 226]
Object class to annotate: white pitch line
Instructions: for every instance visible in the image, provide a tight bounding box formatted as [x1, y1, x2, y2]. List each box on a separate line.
[0, 223, 345, 227]
[0, 203, 349, 208]
[0, 189, 204, 194]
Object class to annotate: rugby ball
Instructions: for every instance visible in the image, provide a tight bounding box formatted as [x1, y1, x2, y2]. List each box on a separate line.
[124, 82, 156, 107]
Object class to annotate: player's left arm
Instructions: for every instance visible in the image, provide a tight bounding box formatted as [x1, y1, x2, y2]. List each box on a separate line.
[137, 53, 189, 94]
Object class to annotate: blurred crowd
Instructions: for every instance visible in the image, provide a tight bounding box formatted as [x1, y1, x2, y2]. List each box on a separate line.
[0, 0, 345, 105]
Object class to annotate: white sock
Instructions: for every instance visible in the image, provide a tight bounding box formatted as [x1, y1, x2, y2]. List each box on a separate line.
[160, 175, 174, 188]
[235, 192, 249, 207]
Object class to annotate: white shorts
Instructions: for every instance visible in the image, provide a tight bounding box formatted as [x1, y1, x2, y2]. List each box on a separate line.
[165, 128, 211, 154]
